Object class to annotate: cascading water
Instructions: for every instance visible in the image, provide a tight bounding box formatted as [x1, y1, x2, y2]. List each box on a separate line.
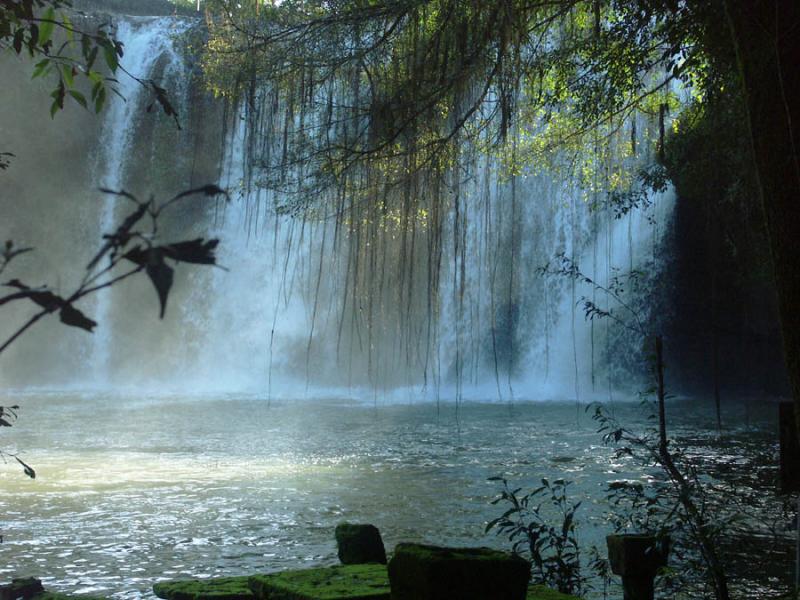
[1, 13, 676, 401]
[182, 100, 676, 402]
[91, 17, 189, 382]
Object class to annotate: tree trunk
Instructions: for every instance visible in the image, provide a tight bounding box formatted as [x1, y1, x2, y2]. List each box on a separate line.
[723, 0, 800, 433]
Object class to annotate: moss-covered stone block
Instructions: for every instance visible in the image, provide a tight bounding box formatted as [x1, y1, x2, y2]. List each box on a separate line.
[153, 576, 254, 600]
[387, 543, 530, 600]
[334, 524, 386, 565]
[248, 564, 389, 600]
[526, 585, 581, 600]
[1, 578, 45, 600]
[0, 580, 107, 600]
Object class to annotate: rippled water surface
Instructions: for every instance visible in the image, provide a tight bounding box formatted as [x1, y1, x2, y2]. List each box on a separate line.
[0, 394, 790, 598]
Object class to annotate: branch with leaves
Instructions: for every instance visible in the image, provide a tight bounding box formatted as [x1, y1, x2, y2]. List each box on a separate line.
[0, 184, 228, 355]
[486, 476, 597, 596]
[0, 0, 180, 121]
[539, 254, 733, 598]
[0, 404, 36, 479]
[0, 184, 228, 478]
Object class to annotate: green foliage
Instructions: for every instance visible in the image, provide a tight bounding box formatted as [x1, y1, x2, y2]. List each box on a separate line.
[486, 476, 599, 596]
[193, 0, 703, 200]
[1, 0, 182, 125]
[589, 400, 737, 598]
[0, 0, 122, 115]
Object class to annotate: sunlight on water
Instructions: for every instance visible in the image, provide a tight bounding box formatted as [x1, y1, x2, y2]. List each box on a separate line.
[0, 393, 787, 598]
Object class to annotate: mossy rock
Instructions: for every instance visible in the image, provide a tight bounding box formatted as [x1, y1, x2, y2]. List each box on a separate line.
[387, 543, 530, 600]
[526, 585, 582, 600]
[248, 564, 390, 600]
[153, 576, 254, 600]
[1, 577, 45, 600]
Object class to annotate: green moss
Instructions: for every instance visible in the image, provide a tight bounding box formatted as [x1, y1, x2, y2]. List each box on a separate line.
[152, 576, 254, 600]
[248, 564, 390, 600]
[526, 585, 581, 600]
[388, 544, 530, 600]
[390, 544, 513, 563]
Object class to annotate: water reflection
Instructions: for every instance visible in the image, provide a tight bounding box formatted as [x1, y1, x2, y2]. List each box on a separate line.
[0, 395, 790, 598]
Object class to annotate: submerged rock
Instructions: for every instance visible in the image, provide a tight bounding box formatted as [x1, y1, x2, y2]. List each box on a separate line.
[248, 564, 390, 600]
[387, 543, 530, 600]
[334, 524, 387, 565]
[153, 576, 253, 600]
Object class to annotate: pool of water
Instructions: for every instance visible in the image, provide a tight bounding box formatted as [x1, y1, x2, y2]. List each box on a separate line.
[0, 393, 792, 598]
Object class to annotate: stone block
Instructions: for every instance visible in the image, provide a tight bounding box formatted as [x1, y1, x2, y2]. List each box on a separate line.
[387, 543, 530, 600]
[153, 576, 253, 600]
[0, 578, 44, 600]
[606, 534, 668, 577]
[248, 564, 389, 600]
[335, 524, 386, 565]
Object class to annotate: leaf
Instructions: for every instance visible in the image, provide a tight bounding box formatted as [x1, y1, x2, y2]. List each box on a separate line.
[39, 7, 55, 45]
[13, 28, 24, 54]
[150, 81, 180, 127]
[68, 90, 87, 109]
[5, 281, 63, 312]
[15, 456, 35, 479]
[103, 43, 118, 72]
[144, 251, 173, 319]
[94, 85, 106, 113]
[61, 64, 75, 88]
[87, 47, 99, 71]
[59, 303, 97, 332]
[485, 518, 502, 533]
[32, 59, 50, 79]
[162, 238, 219, 265]
[167, 184, 229, 205]
[61, 11, 73, 42]
[27, 24, 39, 51]
[87, 201, 147, 270]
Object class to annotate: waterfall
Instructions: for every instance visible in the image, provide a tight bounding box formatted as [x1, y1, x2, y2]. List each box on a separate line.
[186, 97, 676, 401]
[1, 14, 677, 401]
[91, 17, 189, 383]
